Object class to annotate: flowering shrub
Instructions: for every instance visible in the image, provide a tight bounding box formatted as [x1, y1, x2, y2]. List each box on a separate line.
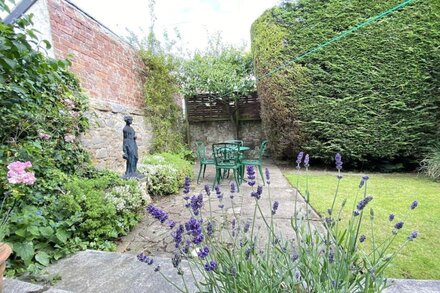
[138, 153, 419, 292]
[139, 153, 193, 196]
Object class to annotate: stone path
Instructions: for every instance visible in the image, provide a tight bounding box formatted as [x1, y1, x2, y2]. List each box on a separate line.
[117, 159, 322, 256]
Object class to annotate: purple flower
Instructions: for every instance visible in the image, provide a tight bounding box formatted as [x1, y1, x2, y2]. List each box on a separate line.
[182, 240, 190, 254]
[272, 201, 279, 215]
[353, 210, 360, 217]
[183, 176, 190, 194]
[295, 271, 301, 280]
[215, 185, 223, 199]
[359, 235, 366, 243]
[394, 221, 404, 230]
[206, 221, 214, 236]
[407, 231, 418, 241]
[359, 175, 369, 188]
[246, 165, 256, 186]
[168, 220, 176, 229]
[204, 260, 217, 272]
[296, 152, 304, 166]
[244, 221, 250, 233]
[154, 265, 160, 272]
[146, 204, 169, 223]
[204, 185, 211, 196]
[389, 214, 395, 221]
[137, 253, 154, 265]
[185, 218, 202, 237]
[190, 193, 203, 215]
[304, 154, 310, 168]
[265, 168, 270, 185]
[230, 182, 236, 194]
[172, 224, 184, 248]
[291, 252, 299, 262]
[172, 253, 181, 268]
[197, 246, 209, 259]
[193, 233, 205, 244]
[356, 196, 373, 211]
[218, 204, 224, 209]
[328, 251, 334, 264]
[335, 153, 343, 171]
[410, 200, 418, 210]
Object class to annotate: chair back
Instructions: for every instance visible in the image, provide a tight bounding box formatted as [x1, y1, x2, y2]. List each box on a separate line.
[212, 143, 241, 166]
[195, 141, 207, 160]
[258, 140, 268, 161]
[224, 139, 243, 146]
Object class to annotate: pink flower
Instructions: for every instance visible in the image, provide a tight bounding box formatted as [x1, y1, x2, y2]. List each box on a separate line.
[64, 134, 75, 143]
[38, 133, 51, 140]
[6, 161, 36, 185]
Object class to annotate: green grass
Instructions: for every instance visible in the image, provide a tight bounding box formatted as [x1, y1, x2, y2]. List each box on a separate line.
[285, 170, 440, 280]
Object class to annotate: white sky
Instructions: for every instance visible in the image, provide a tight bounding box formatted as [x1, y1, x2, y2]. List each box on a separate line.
[70, 0, 280, 53]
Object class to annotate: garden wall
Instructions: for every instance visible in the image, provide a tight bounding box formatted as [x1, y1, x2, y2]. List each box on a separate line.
[29, 0, 151, 170]
[189, 121, 264, 157]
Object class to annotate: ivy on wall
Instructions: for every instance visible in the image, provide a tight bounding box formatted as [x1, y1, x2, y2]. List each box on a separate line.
[251, 0, 440, 168]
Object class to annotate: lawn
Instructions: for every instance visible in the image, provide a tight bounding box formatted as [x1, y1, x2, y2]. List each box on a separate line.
[285, 170, 440, 280]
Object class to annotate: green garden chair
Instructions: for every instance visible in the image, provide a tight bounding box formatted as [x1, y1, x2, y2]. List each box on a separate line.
[195, 141, 215, 184]
[241, 140, 268, 185]
[212, 142, 242, 191]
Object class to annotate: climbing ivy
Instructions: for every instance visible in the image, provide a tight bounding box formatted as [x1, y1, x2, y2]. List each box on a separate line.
[252, 0, 440, 168]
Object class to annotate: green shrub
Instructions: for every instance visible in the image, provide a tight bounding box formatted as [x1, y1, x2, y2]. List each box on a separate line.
[139, 153, 193, 196]
[251, 0, 440, 166]
[419, 148, 440, 181]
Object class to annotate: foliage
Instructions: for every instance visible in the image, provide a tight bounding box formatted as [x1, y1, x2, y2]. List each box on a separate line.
[419, 147, 440, 181]
[0, 9, 146, 276]
[251, 0, 440, 166]
[286, 170, 439, 279]
[139, 156, 419, 291]
[138, 153, 193, 196]
[141, 44, 187, 153]
[179, 34, 255, 99]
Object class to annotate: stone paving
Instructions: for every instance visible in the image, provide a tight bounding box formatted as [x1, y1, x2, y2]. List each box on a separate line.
[117, 159, 322, 256]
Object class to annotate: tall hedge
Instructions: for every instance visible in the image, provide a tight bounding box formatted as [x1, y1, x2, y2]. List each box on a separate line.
[251, 0, 440, 167]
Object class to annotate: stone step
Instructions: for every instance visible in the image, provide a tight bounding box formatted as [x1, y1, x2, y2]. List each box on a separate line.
[4, 249, 440, 292]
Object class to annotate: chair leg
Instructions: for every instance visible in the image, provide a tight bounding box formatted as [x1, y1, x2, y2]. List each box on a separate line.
[197, 163, 203, 184]
[203, 164, 207, 178]
[258, 164, 265, 186]
[233, 169, 240, 192]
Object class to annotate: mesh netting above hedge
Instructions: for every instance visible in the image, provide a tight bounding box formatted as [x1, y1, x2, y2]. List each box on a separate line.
[251, 0, 440, 167]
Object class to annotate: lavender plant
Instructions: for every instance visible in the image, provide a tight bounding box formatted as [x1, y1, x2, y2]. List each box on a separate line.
[138, 154, 419, 292]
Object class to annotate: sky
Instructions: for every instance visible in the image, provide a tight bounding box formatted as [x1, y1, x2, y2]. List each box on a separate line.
[70, 0, 280, 53]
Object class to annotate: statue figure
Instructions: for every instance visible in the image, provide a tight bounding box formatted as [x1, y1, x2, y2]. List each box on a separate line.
[122, 116, 143, 179]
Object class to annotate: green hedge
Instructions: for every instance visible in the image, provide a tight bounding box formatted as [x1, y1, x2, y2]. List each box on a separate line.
[251, 0, 440, 167]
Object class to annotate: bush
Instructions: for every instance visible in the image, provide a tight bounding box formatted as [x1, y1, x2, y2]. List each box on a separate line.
[251, 0, 440, 166]
[0, 10, 147, 276]
[419, 148, 440, 181]
[139, 153, 193, 196]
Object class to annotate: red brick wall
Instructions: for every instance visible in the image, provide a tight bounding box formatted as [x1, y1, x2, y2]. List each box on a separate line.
[47, 0, 145, 108]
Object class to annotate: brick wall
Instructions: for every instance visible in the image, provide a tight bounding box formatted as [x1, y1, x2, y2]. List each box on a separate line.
[47, 0, 144, 108]
[41, 0, 151, 171]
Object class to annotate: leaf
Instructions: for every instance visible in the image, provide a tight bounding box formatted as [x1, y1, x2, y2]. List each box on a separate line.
[39, 226, 54, 237]
[27, 226, 40, 236]
[56, 230, 69, 244]
[13, 242, 35, 264]
[35, 251, 50, 266]
[15, 228, 27, 237]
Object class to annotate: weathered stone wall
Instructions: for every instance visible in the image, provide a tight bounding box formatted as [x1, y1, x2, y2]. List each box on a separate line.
[189, 120, 264, 157]
[81, 101, 152, 171]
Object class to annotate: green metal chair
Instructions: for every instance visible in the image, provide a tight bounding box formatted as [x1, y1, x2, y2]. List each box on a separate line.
[195, 141, 215, 184]
[241, 140, 268, 185]
[212, 142, 242, 191]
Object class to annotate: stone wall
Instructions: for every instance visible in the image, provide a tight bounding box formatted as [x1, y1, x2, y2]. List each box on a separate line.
[81, 101, 151, 171]
[40, 0, 151, 170]
[189, 120, 264, 157]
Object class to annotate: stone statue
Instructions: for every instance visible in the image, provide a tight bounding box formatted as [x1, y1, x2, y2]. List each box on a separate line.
[122, 116, 143, 179]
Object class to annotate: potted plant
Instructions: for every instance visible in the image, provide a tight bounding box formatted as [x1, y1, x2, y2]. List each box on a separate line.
[0, 161, 36, 290]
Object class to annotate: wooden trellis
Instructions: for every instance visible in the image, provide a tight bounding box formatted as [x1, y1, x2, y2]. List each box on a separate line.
[185, 92, 260, 122]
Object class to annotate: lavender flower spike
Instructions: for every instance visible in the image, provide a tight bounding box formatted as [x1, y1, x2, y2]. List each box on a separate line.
[410, 200, 418, 210]
[265, 168, 270, 185]
[358, 175, 369, 189]
[408, 231, 418, 241]
[272, 201, 279, 215]
[304, 154, 310, 168]
[296, 152, 304, 170]
[335, 153, 343, 171]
